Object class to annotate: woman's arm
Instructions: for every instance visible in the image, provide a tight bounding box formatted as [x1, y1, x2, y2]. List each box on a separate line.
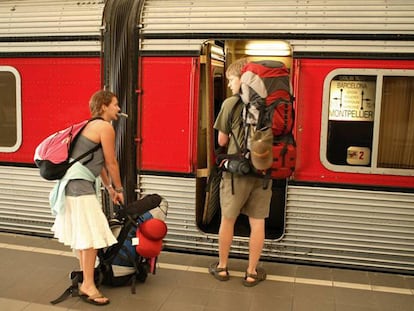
[99, 122, 124, 204]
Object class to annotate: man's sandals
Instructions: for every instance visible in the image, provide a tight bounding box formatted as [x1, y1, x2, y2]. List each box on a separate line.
[209, 262, 230, 281]
[242, 267, 267, 287]
[79, 290, 110, 306]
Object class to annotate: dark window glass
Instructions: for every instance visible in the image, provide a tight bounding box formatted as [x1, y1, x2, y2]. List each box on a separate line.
[0, 71, 17, 147]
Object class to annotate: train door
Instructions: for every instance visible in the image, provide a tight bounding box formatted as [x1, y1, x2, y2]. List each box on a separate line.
[195, 41, 225, 233]
[196, 40, 293, 240]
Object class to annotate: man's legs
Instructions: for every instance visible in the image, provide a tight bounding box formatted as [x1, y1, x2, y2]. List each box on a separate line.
[217, 216, 236, 276]
[246, 217, 265, 281]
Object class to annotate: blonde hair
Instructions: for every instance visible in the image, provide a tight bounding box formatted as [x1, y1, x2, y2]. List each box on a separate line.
[89, 90, 116, 116]
[226, 58, 249, 78]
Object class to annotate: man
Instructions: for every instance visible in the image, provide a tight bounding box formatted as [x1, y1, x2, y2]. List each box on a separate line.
[209, 58, 272, 287]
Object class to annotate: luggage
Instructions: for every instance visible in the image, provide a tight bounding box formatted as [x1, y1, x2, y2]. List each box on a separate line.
[50, 194, 168, 305]
[240, 60, 294, 136]
[240, 60, 297, 179]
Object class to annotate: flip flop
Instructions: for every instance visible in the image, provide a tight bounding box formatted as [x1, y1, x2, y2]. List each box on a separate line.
[79, 291, 110, 306]
[243, 267, 266, 287]
[209, 262, 230, 281]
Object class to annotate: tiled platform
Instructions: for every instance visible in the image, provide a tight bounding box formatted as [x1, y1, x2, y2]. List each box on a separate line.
[0, 232, 413, 311]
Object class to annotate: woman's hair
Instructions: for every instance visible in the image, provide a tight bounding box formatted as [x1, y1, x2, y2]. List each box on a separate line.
[226, 58, 249, 78]
[89, 90, 116, 116]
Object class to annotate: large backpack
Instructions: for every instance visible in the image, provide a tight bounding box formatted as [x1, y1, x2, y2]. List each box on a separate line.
[239, 60, 296, 179]
[99, 195, 168, 289]
[34, 117, 102, 180]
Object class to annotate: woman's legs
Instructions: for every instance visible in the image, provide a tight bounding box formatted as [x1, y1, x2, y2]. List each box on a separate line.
[78, 248, 109, 303]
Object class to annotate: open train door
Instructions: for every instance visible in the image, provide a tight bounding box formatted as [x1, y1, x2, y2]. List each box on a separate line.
[196, 40, 291, 240]
[195, 41, 226, 233]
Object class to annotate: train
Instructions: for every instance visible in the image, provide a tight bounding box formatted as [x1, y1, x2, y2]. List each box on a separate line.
[0, 0, 413, 274]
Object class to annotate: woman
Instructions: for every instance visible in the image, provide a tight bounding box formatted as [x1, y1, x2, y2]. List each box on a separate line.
[51, 90, 124, 305]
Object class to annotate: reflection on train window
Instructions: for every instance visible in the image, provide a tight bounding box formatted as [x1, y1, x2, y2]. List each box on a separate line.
[0, 66, 21, 152]
[322, 70, 414, 176]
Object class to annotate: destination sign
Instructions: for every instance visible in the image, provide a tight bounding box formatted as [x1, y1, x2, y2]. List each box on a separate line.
[329, 78, 375, 121]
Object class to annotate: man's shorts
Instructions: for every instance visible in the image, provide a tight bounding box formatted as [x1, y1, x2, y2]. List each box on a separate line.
[219, 172, 272, 219]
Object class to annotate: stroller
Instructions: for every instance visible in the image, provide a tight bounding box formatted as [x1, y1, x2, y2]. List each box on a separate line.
[51, 194, 168, 305]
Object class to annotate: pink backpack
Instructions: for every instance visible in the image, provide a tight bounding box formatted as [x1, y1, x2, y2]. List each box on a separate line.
[33, 118, 102, 180]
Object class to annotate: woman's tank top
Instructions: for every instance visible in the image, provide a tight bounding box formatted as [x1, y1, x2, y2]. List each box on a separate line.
[65, 135, 104, 196]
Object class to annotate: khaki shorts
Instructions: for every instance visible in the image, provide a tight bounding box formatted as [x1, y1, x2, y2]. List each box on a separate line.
[219, 172, 272, 219]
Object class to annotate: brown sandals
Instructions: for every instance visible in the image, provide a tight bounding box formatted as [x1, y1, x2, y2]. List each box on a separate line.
[209, 262, 230, 281]
[209, 262, 266, 286]
[79, 290, 110, 306]
[242, 267, 266, 287]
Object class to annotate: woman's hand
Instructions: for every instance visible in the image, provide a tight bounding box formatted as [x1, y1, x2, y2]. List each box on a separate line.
[112, 191, 124, 205]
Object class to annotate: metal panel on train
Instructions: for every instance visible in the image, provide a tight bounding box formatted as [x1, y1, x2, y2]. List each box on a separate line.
[0, 0, 104, 53]
[139, 57, 199, 173]
[139, 0, 414, 54]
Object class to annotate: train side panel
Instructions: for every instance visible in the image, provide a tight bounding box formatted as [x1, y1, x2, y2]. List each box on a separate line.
[0, 57, 101, 164]
[294, 58, 414, 188]
[138, 57, 200, 174]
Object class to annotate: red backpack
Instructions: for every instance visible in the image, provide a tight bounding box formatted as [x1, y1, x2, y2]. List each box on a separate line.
[240, 60, 296, 179]
[33, 117, 102, 180]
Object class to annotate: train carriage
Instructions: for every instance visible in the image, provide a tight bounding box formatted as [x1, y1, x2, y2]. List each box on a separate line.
[0, 0, 413, 274]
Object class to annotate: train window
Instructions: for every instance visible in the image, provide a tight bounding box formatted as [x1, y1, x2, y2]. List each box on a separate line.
[321, 69, 414, 176]
[378, 76, 414, 170]
[0, 66, 22, 152]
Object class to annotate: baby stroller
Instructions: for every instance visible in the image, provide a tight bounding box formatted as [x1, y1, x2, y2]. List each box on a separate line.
[51, 194, 168, 305]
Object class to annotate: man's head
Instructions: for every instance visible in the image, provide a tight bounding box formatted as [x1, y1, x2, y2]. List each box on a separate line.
[226, 58, 249, 95]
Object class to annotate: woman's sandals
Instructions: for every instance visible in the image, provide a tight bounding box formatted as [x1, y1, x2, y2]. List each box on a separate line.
[243, 267, 266, 287]
[209, 262, 230, 281]
[79, 290, 110, 306]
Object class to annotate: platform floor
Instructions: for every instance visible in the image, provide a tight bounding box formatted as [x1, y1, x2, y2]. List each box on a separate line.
[0, 232, 413, 311]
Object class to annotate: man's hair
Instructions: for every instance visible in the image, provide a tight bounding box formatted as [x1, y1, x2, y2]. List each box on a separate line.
[226, 58, 249, 78]
[89, 90, 116, 116]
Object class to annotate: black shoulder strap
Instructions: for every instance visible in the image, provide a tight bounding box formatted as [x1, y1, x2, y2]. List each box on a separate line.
[227, 97, 245, 154]
[49, 272, 81, 304]
[71, 143, 101, 163]
[68, 116, 104, 164]
[99, 213, 135, 265]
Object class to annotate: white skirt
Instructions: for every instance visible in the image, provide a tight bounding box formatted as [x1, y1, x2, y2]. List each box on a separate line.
[52, 194, 117, 250]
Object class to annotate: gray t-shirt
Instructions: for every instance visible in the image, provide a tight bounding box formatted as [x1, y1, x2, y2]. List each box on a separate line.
[65, 135, 104, 196]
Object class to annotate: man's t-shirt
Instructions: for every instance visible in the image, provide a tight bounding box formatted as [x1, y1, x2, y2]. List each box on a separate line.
[213, 95, 244, 155]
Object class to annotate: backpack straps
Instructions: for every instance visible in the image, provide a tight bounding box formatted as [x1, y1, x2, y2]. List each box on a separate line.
[226, 97, 242, 195]
[229, 98, 272, 189]
[68, 116, 104, 167]
[227, 96, 245, 155]
[50, 271, 82, 304]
